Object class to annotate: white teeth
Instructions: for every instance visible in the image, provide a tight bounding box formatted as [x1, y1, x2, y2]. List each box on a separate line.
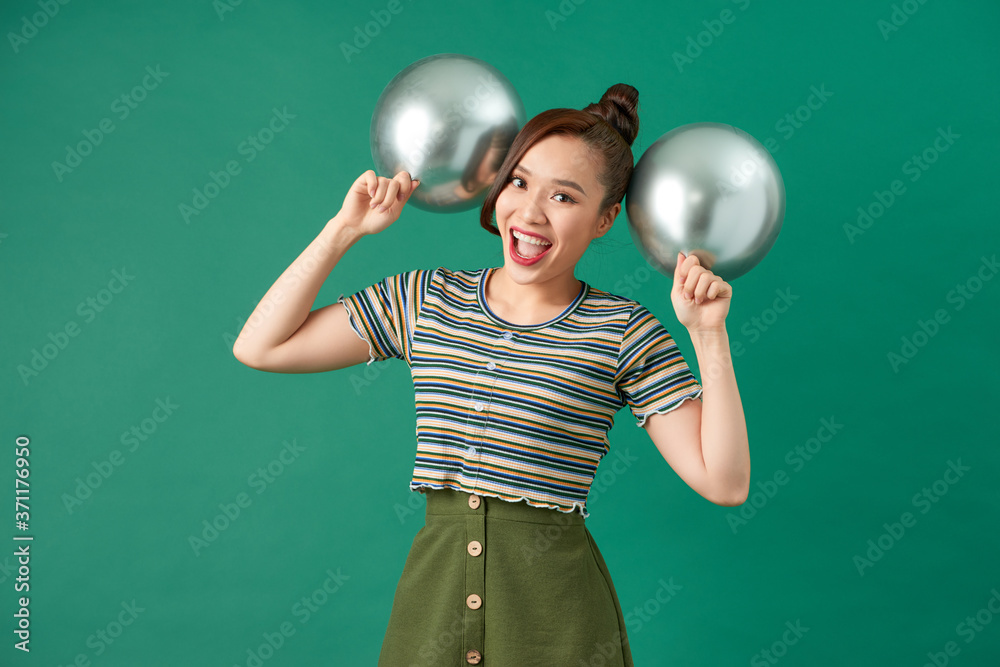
[512, 230, 552, 246]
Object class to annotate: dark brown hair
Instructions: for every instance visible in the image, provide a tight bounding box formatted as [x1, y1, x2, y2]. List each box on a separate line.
[479, 83, 639, 237]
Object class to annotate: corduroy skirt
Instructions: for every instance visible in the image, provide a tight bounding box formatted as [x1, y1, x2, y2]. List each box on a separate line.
[377, 487, 634, 666]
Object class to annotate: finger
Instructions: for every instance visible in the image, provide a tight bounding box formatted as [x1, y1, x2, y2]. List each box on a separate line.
[683, 264, 703, 299]
[402, 177, 421, 202]
[371, 178, 389, 208]
[681, 254, 702, 294]
[380, 179, 401, 210]
[395, 171, 414, 201]
[692, 275, 710, 303]
[691, 272, 711, 300]
[363, 170, 378, 199]
[695, 275, 721, 303]
[673, 251, 687, 293]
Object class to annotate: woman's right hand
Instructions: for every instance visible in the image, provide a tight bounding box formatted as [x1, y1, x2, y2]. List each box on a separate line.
[337, 170, 420, 237]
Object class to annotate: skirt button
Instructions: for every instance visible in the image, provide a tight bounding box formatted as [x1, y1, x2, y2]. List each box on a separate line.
[467, 540, 482, 557]
[468, 494, 481, 509]
[466, 593, 482, 609]
[466, 648, 482, 664]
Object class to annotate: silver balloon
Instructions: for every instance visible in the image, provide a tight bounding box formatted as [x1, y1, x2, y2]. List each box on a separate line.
[370, 53, 525, 213]
[625, 122, 785, 281]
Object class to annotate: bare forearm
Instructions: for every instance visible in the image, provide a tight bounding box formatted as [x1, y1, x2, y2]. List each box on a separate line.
[690, 327, 750, 502]
[233, 215, 362, 360]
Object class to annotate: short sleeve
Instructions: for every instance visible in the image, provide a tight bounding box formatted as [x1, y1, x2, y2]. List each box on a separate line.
[337, 269, 431, 366]
[616, 303, 703, 427]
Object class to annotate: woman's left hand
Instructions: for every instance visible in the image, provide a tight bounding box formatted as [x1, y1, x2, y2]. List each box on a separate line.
[671, 251, 732, 333]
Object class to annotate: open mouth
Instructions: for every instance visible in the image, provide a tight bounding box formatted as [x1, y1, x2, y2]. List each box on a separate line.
[509, 229, 553, 264]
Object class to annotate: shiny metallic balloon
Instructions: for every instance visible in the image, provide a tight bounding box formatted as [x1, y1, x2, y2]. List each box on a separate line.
[625, 122, 785, 281]
[370, 53, 525, 213]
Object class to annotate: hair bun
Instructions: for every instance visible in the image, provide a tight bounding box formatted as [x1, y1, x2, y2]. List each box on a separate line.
[583, 83, 639, 147]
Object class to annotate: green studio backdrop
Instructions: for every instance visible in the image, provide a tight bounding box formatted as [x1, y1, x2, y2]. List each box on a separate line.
[2, 0, 998, 665]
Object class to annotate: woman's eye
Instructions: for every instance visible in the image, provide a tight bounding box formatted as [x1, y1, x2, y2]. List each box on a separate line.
[509, 176, 574, 203]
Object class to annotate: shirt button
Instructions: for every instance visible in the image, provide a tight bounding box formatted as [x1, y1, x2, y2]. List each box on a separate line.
[502, 331, 512, 340]
[467, 540, 483, 557]
[465, 445, 475, 457]
[473, 401, 484, 412]
[466, 593, 482, 610]
[486, 361, 496, 370]
[466, 649, 482, 664]
[468, 494, 481, 509]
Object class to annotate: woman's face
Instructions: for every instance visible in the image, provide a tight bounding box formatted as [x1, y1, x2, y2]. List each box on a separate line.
[494, 134, 619, 284]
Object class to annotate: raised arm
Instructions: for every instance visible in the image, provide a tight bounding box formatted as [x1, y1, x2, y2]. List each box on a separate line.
[643, 329, 749, 506]
[232, 170, 419, 373]
[643, 252, 750, 506]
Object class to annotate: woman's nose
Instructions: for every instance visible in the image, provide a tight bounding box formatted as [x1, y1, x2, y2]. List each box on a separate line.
[519, 195, 547, 223]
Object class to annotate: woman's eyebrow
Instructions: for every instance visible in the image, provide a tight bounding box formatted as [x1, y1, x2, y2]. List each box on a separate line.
[514, 164, 587, 196]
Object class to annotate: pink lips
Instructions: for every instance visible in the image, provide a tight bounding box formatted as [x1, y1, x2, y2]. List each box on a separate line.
[508, 227, 553, 266]
[510, 226, 551, 244]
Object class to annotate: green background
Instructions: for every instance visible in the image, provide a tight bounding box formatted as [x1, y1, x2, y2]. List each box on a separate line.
[3, 0, 998, 665]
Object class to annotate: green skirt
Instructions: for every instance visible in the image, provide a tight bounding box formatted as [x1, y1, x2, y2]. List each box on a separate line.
[378, 487, 634, 666]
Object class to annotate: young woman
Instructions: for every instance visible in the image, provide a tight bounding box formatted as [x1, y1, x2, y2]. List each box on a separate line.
[233, 83, 750, 666]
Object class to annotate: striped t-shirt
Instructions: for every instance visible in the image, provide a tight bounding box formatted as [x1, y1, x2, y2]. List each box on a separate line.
[337, 266, 703, 518]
